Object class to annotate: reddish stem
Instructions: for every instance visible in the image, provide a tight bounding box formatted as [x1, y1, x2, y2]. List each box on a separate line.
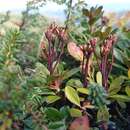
[83, 54, 91, 87]
[48, 41, 52, 74]
[51, 41, 65, 74]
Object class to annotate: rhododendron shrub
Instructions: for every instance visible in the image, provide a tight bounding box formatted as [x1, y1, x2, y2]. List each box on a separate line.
[0, 1, 130, 130]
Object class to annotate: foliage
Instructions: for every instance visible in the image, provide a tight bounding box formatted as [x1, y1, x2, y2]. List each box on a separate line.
[0, 0, 130, 130]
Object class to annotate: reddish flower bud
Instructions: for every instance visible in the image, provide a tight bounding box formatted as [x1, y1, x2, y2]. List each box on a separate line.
[45, 23, 67, 42]
[101, 35, 117, 56]
[89, 38, 97, 47]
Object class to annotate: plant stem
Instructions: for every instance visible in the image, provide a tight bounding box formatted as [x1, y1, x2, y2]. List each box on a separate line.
[48, 41, 52, 73]
[83, 54, 91, 87]
[108, 48, 114, 76]
[51, 41, 65, 74]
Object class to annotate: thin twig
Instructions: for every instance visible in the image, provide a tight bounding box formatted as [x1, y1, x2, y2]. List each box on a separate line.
[108, 48, 114, 76]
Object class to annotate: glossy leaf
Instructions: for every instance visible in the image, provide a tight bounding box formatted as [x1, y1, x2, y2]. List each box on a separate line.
[46, 95, 61, 104]
[114, 48, 124, 64]
[48, 121, 66, 130]
[95, 6, 103, 16]
[60, 106, 70, 119]
[36, 62, 49, 76]
[66, 79, 83, 88]
[63, 68, 80, 80]
[97, 105, 109, 122]
[96, 71, 102, 86]
[108, 76, 124, 96]
[125, 86, 130, 96]
[45, 108, 64, 121]
[77, 88, 90, 95]
[69, 108, 82, 117]
[128, 69, 130, 79]
[109, 94, 130, 102]
[65, 86, 80, 107]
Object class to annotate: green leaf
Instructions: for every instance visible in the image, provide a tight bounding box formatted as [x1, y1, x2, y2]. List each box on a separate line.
[52, 61, 64, 75]
[65, 86, 80, 107]
[114, 48, 124, 64]
[125, 86, 130, 96]
[46, 95, 61, 104]
[95, 6, 103, 16]
[96, 71, 102, 86]
[109, 94, 130, 102]
[83, 9, 90, 17]
[108, 76, 124, 96]
[105, 27, 112, 34]
[128, 69, 130, 79]
[66, 79, 83, 88]
[113, 63, 127, 71]
[45, 107, 64, 121]
[60, 106, 70, 119]
[117, 101, 126, 109]
[97, 105, 109, 122]
[69, 108, 82, 117]
[35, 62, 49, 76]
[34, 88, 55, 95]
[63, 68, 80, 80]
[77, 88, 90, 95]
[48, 121, 66, 130]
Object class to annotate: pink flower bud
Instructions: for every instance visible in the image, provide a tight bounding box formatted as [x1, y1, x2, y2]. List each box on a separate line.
[89, 38, 97, 46]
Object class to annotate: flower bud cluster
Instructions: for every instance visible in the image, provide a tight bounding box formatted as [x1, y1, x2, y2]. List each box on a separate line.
[45, 23, 67, 42]
[81, 38, 97, 57]
[101, 35, 117, 56]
